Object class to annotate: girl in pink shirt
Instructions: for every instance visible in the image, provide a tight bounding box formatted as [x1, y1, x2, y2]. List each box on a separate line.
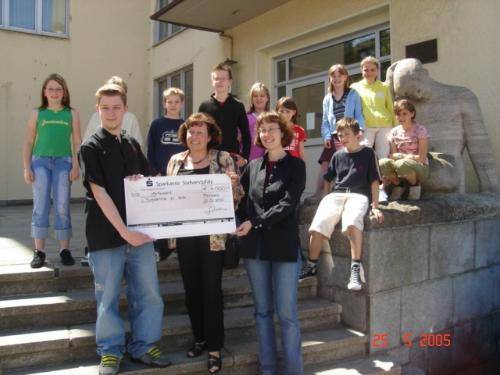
[245, 83, 270, 161]
[379, 99, 430, 200]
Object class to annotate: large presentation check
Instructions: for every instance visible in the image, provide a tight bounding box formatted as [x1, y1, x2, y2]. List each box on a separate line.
[124, 175, 236, 239]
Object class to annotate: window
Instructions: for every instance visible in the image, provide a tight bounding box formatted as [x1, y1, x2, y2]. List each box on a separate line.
[155, 66, 193, 119]
[0, 0, 68, 36]
[275, 26, 391, 140]
[155, 0, 184, 43]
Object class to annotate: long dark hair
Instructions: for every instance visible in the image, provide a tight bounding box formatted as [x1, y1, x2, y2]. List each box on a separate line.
[39, 73, 71, 109]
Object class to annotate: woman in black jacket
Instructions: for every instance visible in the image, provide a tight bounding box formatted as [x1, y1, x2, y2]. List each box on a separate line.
[235, 111, 305, 375]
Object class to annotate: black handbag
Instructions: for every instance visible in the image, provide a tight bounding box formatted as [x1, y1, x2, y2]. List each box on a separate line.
[223, 234, 240, 269]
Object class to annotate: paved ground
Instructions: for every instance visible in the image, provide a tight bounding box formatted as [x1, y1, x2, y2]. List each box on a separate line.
[0, 202, 87, 267]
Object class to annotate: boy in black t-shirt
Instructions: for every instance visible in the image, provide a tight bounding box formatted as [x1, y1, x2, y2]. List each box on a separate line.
[300, 118, 384, 291]
[79, 84, 171, 375]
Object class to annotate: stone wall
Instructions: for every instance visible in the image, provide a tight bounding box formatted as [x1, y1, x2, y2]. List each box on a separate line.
[299, 193, 500, 374]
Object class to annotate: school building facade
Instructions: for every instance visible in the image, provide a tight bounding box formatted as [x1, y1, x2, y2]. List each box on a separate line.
[0, 0, 499, 201]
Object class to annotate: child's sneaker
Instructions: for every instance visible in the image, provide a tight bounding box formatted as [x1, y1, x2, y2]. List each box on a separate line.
[60, 249, 75, 266]
[408, 185, 421, 200]
[299, 262, 317, 282]
[347, 262, 365, 291]
[30, 250, 46, 268]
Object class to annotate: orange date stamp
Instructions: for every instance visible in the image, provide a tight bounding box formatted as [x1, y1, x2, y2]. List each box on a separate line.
[372, 332, 452, 348]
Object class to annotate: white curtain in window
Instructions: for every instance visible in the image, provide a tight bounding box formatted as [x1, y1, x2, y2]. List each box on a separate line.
[9, 0, 35, 29]
[42, 0, 66, 33]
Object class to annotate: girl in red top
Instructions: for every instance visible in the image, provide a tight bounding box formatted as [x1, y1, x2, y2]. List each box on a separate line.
[276, 96, 307, 160]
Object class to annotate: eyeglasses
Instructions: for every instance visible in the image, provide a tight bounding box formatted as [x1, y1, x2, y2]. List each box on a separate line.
[258, 127, 281, 134]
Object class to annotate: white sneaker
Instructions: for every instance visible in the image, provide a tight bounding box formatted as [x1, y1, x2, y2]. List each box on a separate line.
[408, 185, 421, 200]
[347, 262, 365, 291]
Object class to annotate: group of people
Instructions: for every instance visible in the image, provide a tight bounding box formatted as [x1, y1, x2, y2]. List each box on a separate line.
[22, 55, 431, 375]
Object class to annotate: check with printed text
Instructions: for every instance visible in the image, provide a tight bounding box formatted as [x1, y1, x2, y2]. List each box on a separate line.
[124, 175, 236, 238]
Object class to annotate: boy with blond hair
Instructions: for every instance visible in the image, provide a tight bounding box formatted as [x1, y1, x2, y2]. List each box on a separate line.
[79, 84, 171, 375]
[147, 87, 186, 176]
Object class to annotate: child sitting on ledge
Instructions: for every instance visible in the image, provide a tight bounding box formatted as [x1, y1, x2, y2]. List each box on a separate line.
[379, 99, 430, 201]
[299, 118, 384, 290]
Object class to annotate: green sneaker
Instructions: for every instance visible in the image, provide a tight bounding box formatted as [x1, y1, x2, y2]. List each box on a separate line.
[131, 346, 172, 367]
[98, 354, 121, 375]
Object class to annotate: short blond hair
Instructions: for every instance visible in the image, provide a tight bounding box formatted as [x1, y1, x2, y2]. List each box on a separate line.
[360, 56, 380, 70]
[163, 87, 185, 102]
[95, 83, 127, 106]
[106, 76, 128, 94]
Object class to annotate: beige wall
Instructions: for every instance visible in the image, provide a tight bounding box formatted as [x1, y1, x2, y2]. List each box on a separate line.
[2, 0, 498, 201]
[229, 0, 388, 99]
[149, 29, 227, 118]
[228, 0, 389, 193]
[0, 0, 151, 201]
[390, 0, 500, 189]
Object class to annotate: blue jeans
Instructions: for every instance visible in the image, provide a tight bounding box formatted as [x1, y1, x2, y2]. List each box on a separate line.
[31, 156, 72, 240]
[244, 256, 303, 375]
[88, 243, 164, 358]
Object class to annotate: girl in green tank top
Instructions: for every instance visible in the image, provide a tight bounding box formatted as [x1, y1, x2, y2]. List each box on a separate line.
[22, 73, 82, 268]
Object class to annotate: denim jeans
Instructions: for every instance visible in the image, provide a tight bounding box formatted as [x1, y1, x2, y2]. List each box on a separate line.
[30, 156, 72, 240]
[244, 256, 303, 375]
[88, 243, 164, 358]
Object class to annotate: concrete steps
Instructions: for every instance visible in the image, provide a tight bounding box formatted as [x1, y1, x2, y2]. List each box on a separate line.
[7, 327, 371, 375]
[0, 257, 246, 297]
[0, 253, 401, 374]
[0, 299, 341, 371]
[0, 276, 318, 329]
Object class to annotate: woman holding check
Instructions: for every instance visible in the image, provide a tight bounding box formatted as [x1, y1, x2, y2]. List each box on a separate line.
[235, 111, 306, 375]
[166, 112, 242, 374]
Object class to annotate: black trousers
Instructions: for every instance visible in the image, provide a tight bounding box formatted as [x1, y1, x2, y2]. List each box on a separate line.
[177, 235, 224, 351]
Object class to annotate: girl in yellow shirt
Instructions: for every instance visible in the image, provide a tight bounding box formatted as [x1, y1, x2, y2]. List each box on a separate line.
[351, 56, 396, 158]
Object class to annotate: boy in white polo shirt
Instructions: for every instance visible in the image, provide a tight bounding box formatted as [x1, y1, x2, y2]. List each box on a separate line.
[300, 118, 384, 290]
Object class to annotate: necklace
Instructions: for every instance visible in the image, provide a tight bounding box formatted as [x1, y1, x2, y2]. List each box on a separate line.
[190, 153, 208, 165]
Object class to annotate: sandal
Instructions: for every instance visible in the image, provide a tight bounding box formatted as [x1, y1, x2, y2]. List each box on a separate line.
[207, 352, 222, 374]
[187, 341, 207, 358]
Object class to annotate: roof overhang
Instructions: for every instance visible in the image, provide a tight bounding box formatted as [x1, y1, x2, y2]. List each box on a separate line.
[150, 0, 292, 33]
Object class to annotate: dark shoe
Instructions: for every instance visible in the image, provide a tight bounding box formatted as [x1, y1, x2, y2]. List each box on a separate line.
[298, 262, 317, 282]
[131, 346, 172, 367]
[60, 249, 75, 266]
[98, 354, 121, 375]
[187, 341, 207, 358]
[30, 250, 46, 268]
[207, 352, 222, 374]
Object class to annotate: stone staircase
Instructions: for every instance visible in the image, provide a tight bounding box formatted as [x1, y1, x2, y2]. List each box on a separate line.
[0, 256, 401, 374]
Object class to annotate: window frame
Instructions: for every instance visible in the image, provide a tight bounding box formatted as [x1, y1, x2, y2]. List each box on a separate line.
[153, 0, 185, 44]
[154, 65, 193, 119]
[274, 24, 391, 142]
[0, 0, 69, 38]
[275, 24, 391, 96]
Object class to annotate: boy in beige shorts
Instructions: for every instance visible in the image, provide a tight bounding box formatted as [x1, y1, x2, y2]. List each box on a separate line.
[299, 118, 384, 290]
